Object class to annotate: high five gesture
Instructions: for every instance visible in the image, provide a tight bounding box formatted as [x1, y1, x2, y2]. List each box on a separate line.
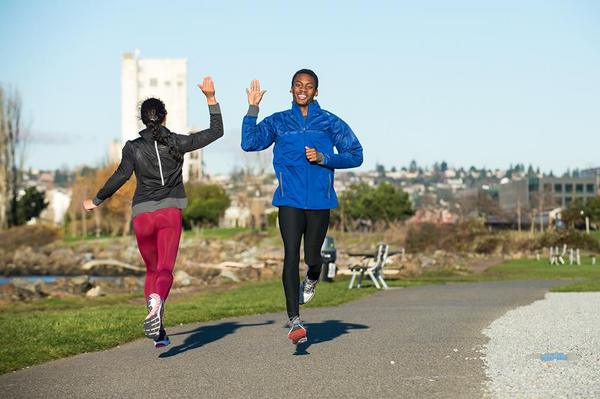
[198, 76, 217, 105]
[246, 79, 266, 106]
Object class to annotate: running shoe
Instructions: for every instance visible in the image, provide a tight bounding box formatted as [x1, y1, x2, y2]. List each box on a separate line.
[299, 276, 318, 305]
[154, 327, 171, 348]
[287, 316, 307, 344]
[144, 293, 163, 340]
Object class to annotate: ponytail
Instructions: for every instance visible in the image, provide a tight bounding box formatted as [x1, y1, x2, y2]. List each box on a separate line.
[140, 98, 183, 162]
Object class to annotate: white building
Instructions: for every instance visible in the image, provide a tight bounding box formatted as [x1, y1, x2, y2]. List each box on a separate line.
[120, 51, 202, 182]
[39, 188, 71, 225]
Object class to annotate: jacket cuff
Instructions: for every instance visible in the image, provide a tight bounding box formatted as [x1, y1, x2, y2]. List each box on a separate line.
[316, 152, 325, 165]
[247, 105, 259, 117]
[92, 197, 104, 206]
[209, 103, 221, 114]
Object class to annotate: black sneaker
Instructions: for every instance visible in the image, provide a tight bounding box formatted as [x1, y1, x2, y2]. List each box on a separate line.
[287, 316, 307, 345]
[154, 327, 170, 348]
[299, 276, 318, 305]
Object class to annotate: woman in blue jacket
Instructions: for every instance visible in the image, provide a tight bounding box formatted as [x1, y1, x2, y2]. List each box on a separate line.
[242, 69, 363, 344]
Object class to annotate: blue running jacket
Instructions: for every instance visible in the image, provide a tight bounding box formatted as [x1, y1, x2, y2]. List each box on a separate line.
[242, 101, 363, 209]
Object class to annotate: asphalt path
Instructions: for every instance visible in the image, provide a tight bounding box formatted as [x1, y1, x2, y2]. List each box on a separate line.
[0, 280, 561, 399]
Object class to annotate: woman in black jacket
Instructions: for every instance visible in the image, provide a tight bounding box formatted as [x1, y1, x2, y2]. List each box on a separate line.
[83, 77, 223, 348]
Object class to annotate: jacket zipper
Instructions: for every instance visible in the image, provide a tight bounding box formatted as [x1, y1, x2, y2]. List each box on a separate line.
[328, 173, 331, 199]
[154, 141, 165, 186]
[279, 172, 284, 197]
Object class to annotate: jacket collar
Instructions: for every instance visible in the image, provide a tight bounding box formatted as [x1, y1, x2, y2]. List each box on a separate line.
[291, 100, 322, 121]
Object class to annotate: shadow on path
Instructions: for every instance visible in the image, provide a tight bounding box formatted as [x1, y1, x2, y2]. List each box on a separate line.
[159, 320, 275, 358]
[294, 320, 369, 356]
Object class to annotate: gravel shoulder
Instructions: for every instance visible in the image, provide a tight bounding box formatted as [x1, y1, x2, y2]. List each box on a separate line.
[482, 292, 600, 398]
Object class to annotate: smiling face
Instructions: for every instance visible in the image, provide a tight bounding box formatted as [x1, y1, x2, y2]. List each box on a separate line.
[290, 73, 318, 106]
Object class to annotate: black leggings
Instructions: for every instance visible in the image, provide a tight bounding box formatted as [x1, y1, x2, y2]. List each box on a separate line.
[278, 206, 330, 319]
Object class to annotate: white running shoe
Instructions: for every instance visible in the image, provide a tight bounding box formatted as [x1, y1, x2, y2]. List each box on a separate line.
[144, 293, 163, 340]
[299, 276, 318, 305]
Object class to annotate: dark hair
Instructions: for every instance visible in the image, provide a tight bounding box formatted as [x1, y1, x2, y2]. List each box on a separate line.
[291, 69, 318, 89]
[140, 98, 183, 162]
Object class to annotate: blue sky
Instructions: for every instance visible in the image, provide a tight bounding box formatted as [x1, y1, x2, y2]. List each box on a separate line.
[1, 0, 599, 175]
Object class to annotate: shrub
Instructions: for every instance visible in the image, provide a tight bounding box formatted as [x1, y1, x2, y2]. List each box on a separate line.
[0, 224, 61, 252]
[536, 230, 600, 252]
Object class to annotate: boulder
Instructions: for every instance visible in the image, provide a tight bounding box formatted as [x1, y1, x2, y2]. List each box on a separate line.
[174, 270, 193, 286]
[85, 286, 105, 297]
[68, 276, 93, 293]
[9, 278, 47, 300]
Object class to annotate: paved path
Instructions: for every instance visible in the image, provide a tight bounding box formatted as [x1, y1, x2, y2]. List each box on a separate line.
[0, 280, 560, 399]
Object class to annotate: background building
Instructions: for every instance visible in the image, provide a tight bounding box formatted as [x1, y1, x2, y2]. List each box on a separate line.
[499, 176, 598, 211]
[120, 51, 202, 182]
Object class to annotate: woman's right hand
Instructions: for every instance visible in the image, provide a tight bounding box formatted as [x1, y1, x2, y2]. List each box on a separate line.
[246, 79, 266, 106]
[198, 76, 217, 105]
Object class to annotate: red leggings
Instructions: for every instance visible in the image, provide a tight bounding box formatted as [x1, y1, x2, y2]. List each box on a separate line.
[133, 207, 182, 301]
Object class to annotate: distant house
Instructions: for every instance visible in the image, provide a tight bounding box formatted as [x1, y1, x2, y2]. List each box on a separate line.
[408, 208, 458, 225]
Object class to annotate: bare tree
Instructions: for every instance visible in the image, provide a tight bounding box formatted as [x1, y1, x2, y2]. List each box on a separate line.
[0, 87, 6, 229]
[0, 86, 29, 229]
[1, 87, 25, 227]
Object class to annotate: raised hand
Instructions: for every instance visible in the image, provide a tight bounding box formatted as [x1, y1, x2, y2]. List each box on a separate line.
[246, 79, 266, 106]
[198, 76, 217, 105]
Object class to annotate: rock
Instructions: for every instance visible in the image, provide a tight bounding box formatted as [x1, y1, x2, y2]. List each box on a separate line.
[420, 256, 437, 269]
[69, 276, 93, 293]
[218, 261, 246, 268]
[122, 276, 142, 290]
[259, 267, 275, 280]
[219, 269, 241, 282]
[85, 286, 105, 297]
[174, 270, 192, 286]
[9, 278, 47, 300]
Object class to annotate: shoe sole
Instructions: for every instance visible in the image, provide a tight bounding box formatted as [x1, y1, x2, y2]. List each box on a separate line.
[154, 337, 171, 348]
[144, 298, 162, 340]
[288, 327, 307, 345]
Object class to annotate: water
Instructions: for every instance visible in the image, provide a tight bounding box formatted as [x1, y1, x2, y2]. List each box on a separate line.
[0, 275, 123, 286]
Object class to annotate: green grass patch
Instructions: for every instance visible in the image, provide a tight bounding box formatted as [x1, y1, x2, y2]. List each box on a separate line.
[182, 227, 250, 240]
[485, 258, 600, 281]
[0, 279, 375, 374]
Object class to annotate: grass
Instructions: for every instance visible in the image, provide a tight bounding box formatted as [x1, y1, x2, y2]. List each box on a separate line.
[0, 279, 376, 374]
[383, 257, 600, 292]
[5, 254, 600, 374]
[181, 227, 250, 240]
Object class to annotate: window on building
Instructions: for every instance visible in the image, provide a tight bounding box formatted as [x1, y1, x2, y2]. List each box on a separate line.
[587, 184, 595, 193]
[543, 183, 552, 192]
[565, 184, 573, 193]
[177, 81, 183, 88]
[576, 184, 584, 193]
[565, 197, 572, 205]
[164, 80, 171, 86]
[555, 197, 563, 207]
[150, 78, 158, 87]
[554, 184, 562, 193]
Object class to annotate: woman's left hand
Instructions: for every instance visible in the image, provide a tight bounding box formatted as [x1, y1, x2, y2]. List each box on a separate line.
[198, 76, 217, 105]
[82, 199, 97, 211]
